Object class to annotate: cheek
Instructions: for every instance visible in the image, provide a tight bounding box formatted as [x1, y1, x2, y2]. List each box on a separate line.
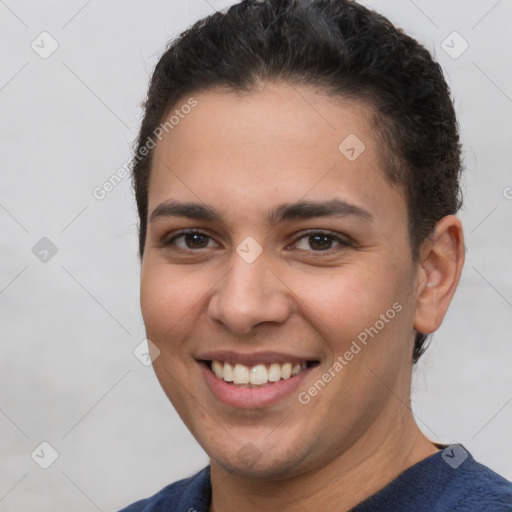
[289, 267, 395, 333]
[140, 261, 200, 340]
[140, 264, 203, 406]
[288, 260, 415, 363]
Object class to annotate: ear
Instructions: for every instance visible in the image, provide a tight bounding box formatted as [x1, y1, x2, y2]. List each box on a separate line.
[413, 215, 465, 335]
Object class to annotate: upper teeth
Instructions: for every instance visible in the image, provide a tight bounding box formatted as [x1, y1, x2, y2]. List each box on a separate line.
[211, 360, 307, 386]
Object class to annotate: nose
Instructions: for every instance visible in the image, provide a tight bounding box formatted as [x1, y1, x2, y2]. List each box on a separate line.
[208, 249, 293, 336]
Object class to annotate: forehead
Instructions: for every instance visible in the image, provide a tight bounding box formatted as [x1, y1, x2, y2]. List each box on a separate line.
[149, 82, 405, 223]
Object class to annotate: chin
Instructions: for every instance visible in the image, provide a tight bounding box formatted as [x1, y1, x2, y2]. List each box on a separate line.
[207, 437, 316, 480]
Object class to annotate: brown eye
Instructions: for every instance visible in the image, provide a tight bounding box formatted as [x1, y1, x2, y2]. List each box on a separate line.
[166, 230, 218, 250]
[307, 234, 333, 251]
[293, 231, 351, 252]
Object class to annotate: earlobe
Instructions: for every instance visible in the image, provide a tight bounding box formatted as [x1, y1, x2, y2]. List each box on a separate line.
[413, 215, 465, 335]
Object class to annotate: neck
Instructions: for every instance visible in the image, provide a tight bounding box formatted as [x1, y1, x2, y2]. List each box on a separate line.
[209, 411, 439, 512]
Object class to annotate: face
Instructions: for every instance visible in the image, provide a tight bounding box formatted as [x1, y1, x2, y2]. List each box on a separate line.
[140, 82, 423, 478]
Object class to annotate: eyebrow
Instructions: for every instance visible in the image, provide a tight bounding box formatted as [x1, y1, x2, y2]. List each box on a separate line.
[149, 198, 373, 225]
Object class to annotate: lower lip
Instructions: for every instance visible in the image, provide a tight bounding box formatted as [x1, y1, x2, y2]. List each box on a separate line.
[199, 362, 316, 408]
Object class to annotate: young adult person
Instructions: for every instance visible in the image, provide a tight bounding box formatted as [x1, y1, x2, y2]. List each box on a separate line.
[119, 1, 512, 510]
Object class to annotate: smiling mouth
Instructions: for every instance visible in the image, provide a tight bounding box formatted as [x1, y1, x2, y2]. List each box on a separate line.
[201, 360, 319, 388]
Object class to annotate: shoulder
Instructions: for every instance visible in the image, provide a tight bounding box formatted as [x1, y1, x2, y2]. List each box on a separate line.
[450, 452, 512, 511]
[117, 466, 211, 512]
[409, 445, 512, 511]
[352, 445, 512, 512]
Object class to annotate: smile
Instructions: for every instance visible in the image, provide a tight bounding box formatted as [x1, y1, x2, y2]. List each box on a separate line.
[196, 352, 320, 408]
[210, 360, 311, 387]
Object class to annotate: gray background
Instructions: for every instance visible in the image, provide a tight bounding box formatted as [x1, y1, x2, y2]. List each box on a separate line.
[0, 0, 511, 510]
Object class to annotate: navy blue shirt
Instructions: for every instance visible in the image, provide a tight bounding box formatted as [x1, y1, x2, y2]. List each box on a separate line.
[119, 445, 512, 511]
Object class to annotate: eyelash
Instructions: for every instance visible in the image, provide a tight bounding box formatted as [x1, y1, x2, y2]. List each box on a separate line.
[164, 229, 352, 254]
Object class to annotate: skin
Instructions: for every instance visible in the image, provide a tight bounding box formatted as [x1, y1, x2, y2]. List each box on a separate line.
[140, 81, 465, 511]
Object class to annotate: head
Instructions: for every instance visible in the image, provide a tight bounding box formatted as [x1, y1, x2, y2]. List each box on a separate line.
[133, 0, 464, 478]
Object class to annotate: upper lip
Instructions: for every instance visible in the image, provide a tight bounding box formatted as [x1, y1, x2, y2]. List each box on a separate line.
[196, 350, 319, 367]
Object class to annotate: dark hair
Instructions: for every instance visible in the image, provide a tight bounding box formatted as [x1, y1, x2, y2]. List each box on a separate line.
[131, 0, 463, 363]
